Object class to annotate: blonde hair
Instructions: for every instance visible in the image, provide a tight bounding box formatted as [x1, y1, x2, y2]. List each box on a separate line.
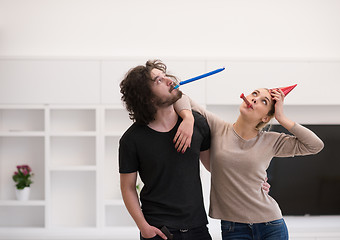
[255, 88, 275, 131]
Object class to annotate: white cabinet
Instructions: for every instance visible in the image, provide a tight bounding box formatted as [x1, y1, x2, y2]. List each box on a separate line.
[50, 171, 96, 228]
[163, 59, 207, 105]
[0, 60, 101, 104]
[103, 108, 135, 228]
[101, 60, 146, 105]
[0, 105, 134, 235]
[0, 107, 46, 229]
[1, 58, 340, 239]
[206, 60, 340, 105]
[100, 59, 208, 105]
[2, 58, 340, 106]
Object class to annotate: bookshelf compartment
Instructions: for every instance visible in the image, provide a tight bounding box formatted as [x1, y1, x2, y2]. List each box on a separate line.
[104, 137, 120, 200]
[105, 109, 131, 135]
[0, 137, 45, 201]
[0, 206, 45, 227]
[0, 109, 44, 132]
[105, 205, 135, 227]
[50, 109, 96, 132]
[50, 171, 96, 228]
[50, 136, 96, 167]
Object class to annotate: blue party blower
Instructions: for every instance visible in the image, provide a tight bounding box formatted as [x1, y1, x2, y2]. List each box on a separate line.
[173, 67, 225, 89]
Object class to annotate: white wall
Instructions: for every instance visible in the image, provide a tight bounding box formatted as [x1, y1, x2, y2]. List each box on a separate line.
[1, 1, 340, 239]
[0, 0, 340, 59]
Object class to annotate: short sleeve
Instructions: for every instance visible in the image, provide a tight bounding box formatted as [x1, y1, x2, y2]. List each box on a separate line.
[193, 111, 211, 151]
[118, 135, 139, 173]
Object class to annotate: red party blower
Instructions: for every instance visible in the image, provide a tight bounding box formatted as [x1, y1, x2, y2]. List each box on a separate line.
[240, 93, 253, 109]
[240, 84, 297, 109]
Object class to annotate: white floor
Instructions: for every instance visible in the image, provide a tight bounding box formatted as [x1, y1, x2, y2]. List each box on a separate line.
[110, 216, 340, 240]
[1, 216, 340, 240]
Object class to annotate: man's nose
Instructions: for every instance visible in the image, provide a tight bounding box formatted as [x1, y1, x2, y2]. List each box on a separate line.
[165, 77, 173, 86]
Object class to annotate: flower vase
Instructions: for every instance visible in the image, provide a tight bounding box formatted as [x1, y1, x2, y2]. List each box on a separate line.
[15, 187, 30, 201]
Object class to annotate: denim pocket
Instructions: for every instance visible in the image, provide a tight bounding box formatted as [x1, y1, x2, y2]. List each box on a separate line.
[265, 218, 284, 226]
[221, 220, 235, 232]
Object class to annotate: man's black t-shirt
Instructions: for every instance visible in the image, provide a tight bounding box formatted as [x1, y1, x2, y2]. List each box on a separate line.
[119, 111, 210, 229]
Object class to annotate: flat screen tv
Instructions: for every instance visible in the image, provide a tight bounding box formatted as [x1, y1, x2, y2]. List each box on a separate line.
[267, 125, 340, 215]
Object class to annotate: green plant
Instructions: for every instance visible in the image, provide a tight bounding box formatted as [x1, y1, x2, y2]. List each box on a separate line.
[12, 165, 34, 190]
[136, 183, 141, 194]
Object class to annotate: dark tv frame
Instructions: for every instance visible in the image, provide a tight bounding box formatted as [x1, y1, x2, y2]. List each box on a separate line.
[267, 124, 340, 215]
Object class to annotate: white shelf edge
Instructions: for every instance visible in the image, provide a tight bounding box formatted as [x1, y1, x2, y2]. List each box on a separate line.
[49, 132, 97, 136]
[49, 165, 97, 171]
[0, 200, 46, 206]
[49, 105, 98, 109]
[0, 131, 45, 137]
[0, 105, 46, 109]
[104, 132, 123, 137]
[103, 105, 125, 110]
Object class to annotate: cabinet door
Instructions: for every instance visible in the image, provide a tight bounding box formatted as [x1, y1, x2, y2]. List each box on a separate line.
[164, 59, 207, 105]
[101, 60, 145, 104]
[101, 59, 207, 105]
[206, 61, 340, 105]
[0, 60, 101, 104]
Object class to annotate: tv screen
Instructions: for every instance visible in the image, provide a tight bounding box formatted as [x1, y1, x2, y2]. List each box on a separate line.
[267, 125, 340, 215]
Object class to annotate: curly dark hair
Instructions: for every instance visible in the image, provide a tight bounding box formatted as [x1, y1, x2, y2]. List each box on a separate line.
[120, 60, 178, 125]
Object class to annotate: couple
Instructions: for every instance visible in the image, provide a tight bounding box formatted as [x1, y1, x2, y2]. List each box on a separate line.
[118, 60, 324, 240]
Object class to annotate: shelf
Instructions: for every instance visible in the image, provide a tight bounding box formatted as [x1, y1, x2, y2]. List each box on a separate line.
[104, 109, 131, 134]
[49, 131, 97, 136]
[0, 205, 45, 227]
[1, 58, 340, 238]
[50, 166, 97, 171]
[0, 200, 45, 206]
[0, 104, 139, 232]
[50, 136, 96, 167]
[50, 171, 96, 228]
[105, 205, 135, 227]
[104, 132, 124, 137]
[0, 131, 45, 137]
[50, 109, 96, 132]
[0, 109, 44, 132]
[104, 136, 120, 200]
[0, 136, 45, 201]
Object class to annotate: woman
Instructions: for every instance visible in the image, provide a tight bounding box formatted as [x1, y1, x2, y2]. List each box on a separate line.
[173, 87, 324, 240]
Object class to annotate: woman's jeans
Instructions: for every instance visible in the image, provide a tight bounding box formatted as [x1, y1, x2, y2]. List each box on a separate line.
[221, 218, 288, 240]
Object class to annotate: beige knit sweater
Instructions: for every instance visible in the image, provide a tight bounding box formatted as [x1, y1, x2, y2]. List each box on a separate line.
[174, 95, 324, 223]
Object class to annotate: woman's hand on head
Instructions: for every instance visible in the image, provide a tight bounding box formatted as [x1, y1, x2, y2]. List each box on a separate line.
[270, 89, 285, 120]
[270, 89, 295, 130]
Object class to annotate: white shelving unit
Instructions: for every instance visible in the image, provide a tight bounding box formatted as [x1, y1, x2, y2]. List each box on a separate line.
[0, 105, 135, 238]
[103, 108, 135, 229]
[1, 58, 340, 239]
[0, 107, 46, 230]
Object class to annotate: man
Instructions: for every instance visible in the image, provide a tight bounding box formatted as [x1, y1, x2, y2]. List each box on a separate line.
[119, 60, 212, 240]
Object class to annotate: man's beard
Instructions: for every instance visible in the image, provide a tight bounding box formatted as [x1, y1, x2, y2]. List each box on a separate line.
[154, 90, 183, 107]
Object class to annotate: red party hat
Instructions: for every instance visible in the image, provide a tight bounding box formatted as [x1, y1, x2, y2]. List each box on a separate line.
[271, 84, 297, 96]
